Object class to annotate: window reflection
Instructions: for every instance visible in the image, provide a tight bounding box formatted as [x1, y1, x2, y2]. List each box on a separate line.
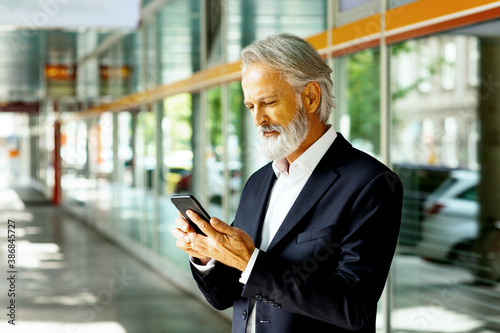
[159, 93, 193, 268]
[118, 112, 133, 187]
[391, 29, 500, 332]
[159, 0, 200, 83]
[206, 87, 224, 217]
[342, 48, 380, 157]
[228, 82, 244, 220]
[392, 35, 478, 169]
[164, 93, 193, 196]
[441, 42, 457, 91]
[339, 0, 376, 12]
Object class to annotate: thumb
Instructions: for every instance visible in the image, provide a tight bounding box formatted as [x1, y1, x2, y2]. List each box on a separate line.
[210, 217, 230, 233]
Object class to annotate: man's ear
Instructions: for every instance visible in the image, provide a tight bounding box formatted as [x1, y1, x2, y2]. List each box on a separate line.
[302, 82, 321, 114]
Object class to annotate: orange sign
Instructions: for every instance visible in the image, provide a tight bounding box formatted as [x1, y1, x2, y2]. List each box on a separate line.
[100, 65, 131, 80]
[45, 64, 77, 81]
[9, 150, 19, 158]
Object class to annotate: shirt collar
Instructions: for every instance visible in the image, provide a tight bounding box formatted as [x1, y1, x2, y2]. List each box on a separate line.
[272, 125, 337, 178]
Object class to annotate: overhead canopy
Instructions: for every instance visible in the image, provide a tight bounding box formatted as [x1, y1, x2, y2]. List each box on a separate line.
[0, 0, 141, 30]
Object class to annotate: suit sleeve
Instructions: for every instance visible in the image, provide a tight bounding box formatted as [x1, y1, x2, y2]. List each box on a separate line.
[241, 171, 403, 330]
[190, 260, 243, 311]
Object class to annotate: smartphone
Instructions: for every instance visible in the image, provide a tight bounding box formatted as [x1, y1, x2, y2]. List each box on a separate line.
[171, 194, 211, 235]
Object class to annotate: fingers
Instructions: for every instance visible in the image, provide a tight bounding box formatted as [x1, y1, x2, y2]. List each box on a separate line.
[172, 225, 190, 243]
[172, 226, 191, 252]
[211, 217, 243, 240]
[175, 239, 205, 258]
[172, 221, 207, 258]
[172, 213, 215, 262]
[187, 210, 215, 237]
[175, 216, 189, 231]
[173, 216, 194, 245]
[210, 217, 231, 233]
[172, 211, 255, 271]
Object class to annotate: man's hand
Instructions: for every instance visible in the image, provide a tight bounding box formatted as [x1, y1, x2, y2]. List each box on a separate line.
[186, 210, 256, 272]
[172, 215, 212, 264]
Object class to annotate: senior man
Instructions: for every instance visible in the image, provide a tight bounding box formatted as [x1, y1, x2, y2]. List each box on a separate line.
[172, 33, 403, 332]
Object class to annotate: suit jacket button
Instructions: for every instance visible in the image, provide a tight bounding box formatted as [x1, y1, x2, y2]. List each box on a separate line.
[262, 297, 269, 303]
[274, 303, 282, 308]
[242, 311, 248, 320]
[255, 295, 262, 301]
[268, 300, 275, 306]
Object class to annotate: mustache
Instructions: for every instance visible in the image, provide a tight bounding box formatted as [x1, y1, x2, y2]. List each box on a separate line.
[257, 124, 284, 136]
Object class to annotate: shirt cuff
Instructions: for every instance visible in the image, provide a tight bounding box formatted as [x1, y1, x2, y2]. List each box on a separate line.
[190, 256, 216, 274]
[239, 248, 260, 284]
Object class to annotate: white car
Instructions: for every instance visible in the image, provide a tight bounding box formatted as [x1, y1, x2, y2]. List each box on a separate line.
[417, 170, 479, 263]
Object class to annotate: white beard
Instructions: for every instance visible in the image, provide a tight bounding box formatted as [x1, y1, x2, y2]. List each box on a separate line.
[257, 106, 310, 161]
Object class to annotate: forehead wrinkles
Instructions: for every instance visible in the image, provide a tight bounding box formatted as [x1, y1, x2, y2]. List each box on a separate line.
[243, 64, 287, 85]
[243, 67, 293, 103]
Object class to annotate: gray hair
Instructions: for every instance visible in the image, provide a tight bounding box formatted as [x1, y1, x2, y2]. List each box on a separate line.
[240, 33, 335, 123]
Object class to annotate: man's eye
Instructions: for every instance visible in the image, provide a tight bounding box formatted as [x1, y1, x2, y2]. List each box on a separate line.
[265, 101, 274, 106]
[247, 105, 254, 110]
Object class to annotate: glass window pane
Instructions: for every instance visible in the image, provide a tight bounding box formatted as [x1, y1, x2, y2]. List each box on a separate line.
[340, 0, 376, 12]
[390, 23, 500, 331]
[341, 48, 381, 157]
[61, 119, 89, 216]
[159, 0, 200, 84]
[91, 112, 114, 231]
[140, 110, 156, 249]
[206, 86, 224, 217]
[389, 0, 418, 8]
[227, 0, 326, 62]
[159, 93, 193, 269]
[228, 81, 245, 220]
[115, 111, 140, 247]
[441, 42, 457, 90]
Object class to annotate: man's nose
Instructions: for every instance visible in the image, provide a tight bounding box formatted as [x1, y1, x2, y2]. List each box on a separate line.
[252, 106, 268, 127]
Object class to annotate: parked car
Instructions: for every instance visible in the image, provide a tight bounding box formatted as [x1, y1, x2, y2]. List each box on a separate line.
[417, 170, 479, 264]
[393, 163, 452, 247]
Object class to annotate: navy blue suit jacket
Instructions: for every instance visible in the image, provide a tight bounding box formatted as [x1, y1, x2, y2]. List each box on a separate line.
[191, 133, 403, 332]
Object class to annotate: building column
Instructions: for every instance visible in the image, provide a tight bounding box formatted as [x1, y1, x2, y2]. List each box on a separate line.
[474, 37, 500, 282]
[130, 112, 138, 187]
[240, 0, 256, 181]
[29, 115, 38, 182]
[52, 119, 61, 205]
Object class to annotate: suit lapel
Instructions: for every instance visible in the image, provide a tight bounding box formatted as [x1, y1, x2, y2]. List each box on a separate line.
[246, 165, 277, 247]
[266, 134, 350, 251]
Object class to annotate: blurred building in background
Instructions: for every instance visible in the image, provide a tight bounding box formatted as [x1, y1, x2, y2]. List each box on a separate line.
[2, 0, 500, 331]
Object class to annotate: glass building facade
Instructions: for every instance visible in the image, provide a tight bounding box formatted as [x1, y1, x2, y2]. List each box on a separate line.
[3, 0, 500, 331]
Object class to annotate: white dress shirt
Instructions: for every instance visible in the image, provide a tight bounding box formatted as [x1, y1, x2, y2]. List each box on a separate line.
[192, 125, 337, 332]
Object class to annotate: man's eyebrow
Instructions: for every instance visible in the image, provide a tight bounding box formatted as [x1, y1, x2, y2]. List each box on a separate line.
[244, 95, 279, 105]
[259, 95, 278, 101]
